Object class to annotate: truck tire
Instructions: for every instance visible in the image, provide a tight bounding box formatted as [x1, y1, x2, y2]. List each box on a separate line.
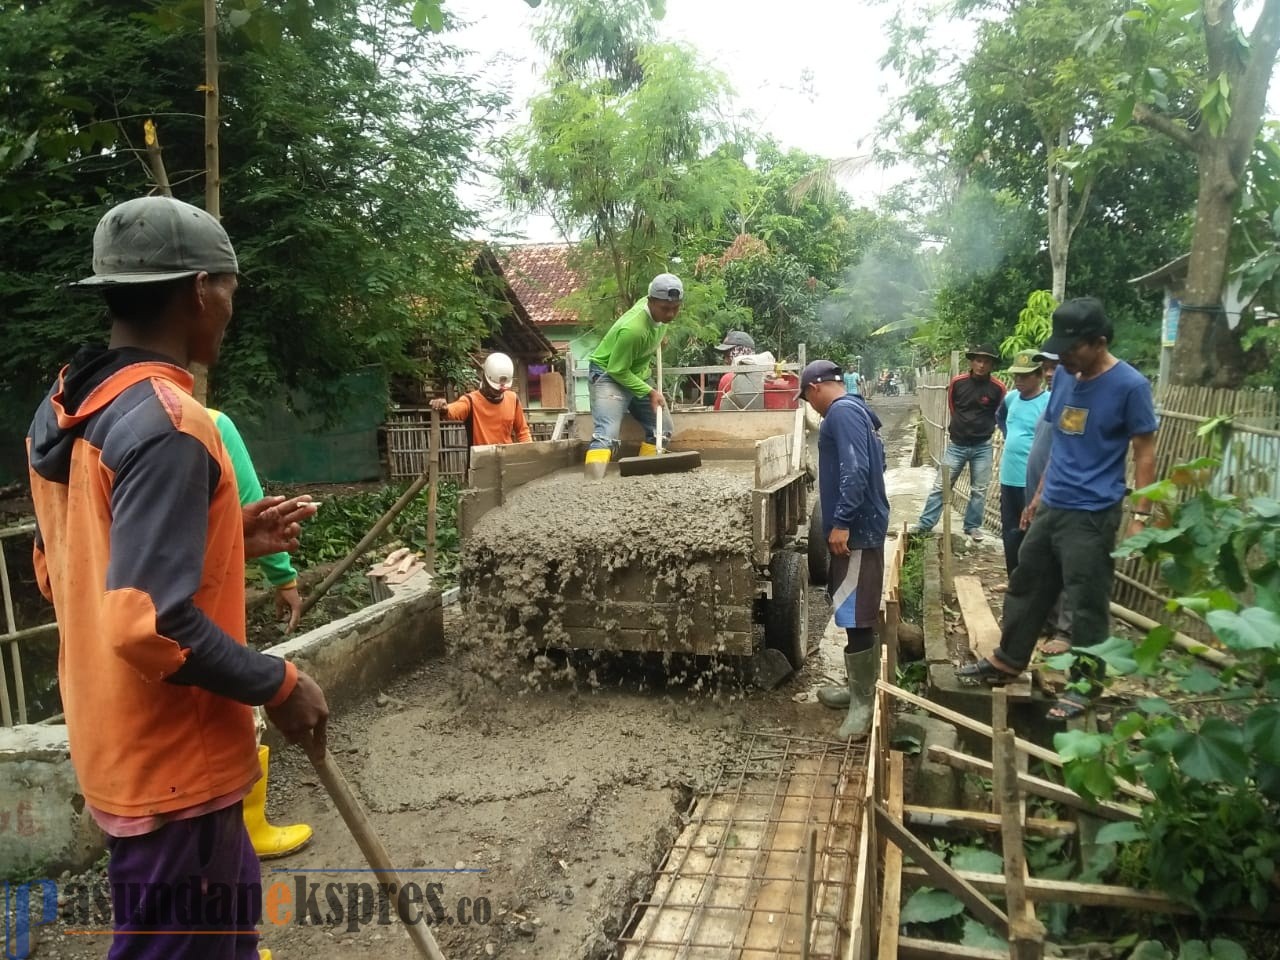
[766, 551, 809, 670]
[807, 498, 828, 586]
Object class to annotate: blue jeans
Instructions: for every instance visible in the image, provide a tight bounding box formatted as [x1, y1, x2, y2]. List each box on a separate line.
[918, 441, 993, 533]
[587, 364, 666, 452]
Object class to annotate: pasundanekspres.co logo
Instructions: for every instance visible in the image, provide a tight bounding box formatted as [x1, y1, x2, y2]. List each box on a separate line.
[4, 869, 490, 959]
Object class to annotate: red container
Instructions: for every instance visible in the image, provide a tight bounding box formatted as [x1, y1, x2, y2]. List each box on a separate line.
[763, 373, 800, 410]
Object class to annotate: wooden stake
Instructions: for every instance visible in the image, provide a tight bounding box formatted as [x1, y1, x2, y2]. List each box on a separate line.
[425, 409, 441, 574]
[997, 727, 1046, 958]
[877, 753, 905, 960]
[941, 465, 954, 599]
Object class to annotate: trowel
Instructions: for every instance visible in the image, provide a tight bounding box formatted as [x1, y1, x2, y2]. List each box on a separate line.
[618, 342, 701, 477]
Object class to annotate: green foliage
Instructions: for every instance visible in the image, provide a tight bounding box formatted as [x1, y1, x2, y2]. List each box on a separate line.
[1053, 459, 1280, 916]
[296, 481, 461, 585]
[0, 0, 502, 420]
[1002, 290, 1057, 357]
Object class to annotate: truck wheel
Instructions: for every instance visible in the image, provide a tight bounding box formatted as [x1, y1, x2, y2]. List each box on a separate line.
[766, 551, 809, 670]
[807, 499, 828, 586]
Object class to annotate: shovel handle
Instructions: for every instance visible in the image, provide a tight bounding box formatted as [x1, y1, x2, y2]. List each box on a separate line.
[655, 343, 665, 454]
[307, 747, 448, 960]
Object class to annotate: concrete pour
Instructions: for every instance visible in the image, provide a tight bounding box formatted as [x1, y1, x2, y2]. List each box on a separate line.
[459, 464, 758, 690]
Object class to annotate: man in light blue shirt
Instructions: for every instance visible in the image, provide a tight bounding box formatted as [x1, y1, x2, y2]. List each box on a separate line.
[994, 351, 1050, 574]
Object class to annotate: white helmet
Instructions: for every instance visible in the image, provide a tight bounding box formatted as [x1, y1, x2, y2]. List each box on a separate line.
[482, 352, 515, 392]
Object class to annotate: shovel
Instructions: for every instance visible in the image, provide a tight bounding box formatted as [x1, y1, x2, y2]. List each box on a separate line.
[307, 744, 448, 959]
[618, 341, 701, 477]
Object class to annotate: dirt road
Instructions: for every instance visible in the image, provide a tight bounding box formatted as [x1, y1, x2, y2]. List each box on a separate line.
[34, 397, 919, 960]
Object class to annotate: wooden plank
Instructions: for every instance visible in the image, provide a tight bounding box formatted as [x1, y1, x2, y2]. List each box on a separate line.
[846, 686, 881, 960]
[954, 575, 1000, 661]
[873, 803, 1009, 936]
[898, 938, 1008, 960]
[876, 681, 1156, 805]
[877, 753, 905, 960]
[458, 487, 501, 540]
[926, 745, 1141, 822]
[903, 805, 1076, 838]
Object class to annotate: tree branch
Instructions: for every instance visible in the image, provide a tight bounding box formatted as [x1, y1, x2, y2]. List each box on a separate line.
[1066, 176, 1095, 246]
[1133, 103, 1199, 153]
[1226, 0, 1280, 163]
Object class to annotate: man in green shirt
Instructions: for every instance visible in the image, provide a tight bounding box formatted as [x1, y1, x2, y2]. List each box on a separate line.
[584, 273, 683, 478]
[209, 408, 316, 863]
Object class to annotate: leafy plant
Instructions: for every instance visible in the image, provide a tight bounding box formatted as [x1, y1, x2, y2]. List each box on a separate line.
[1053, 457, 1280, 916]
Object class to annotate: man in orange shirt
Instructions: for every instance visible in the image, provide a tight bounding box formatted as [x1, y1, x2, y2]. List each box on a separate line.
[430, 352, 533, 445]
[28, 195, 328, 959]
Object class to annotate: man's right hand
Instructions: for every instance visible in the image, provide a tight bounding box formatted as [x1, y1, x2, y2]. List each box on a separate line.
[649, 390, 666, 411]
[265, 669, 329, 757]
[429, 398, 448, 412]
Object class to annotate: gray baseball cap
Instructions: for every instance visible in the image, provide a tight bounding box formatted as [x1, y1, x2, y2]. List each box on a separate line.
[714, 330, 755, 351]
[647, 273, 683, 301]
[71, 196, 239, 287]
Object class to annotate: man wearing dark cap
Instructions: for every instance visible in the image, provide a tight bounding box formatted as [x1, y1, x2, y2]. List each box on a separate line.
[800, 360, 890, 739]
[913, 344, 1006, 539]
[27, 195, 329, 958]
[713, 329, 761, 410]
[957, 298, 1157, 720]
[584, 273, 684, 478]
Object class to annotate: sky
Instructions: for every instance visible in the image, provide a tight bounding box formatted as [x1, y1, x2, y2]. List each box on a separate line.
[447, 0, 962, 242]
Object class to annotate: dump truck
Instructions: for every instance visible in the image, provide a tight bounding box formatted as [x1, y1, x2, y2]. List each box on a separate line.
[457, 408, 816, 670]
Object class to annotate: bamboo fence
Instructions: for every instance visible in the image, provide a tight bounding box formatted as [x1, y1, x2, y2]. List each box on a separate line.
[914, 371, 1280, 636]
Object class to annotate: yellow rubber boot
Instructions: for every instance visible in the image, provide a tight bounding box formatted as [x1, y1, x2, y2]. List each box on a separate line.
[245, 746, 312, 859]
[637, 442, 658, 457]
[584, 447, 610, 480]
[259, 951, 272, 960]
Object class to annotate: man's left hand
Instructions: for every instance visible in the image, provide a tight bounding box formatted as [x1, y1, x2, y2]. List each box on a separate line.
[276, 585, 303, 634]
[1125, 518, 1148, 540]
[244, 495, 319, 559]
[828, 527, 851, 557]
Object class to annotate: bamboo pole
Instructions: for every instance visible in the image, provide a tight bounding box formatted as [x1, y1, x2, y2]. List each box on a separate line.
[425, 410, 441, 574]
[941, 465, 954, 599]
[1109, 601, 1234, 668]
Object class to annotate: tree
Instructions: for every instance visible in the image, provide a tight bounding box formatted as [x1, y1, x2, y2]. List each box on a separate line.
[499, 0, 745, 326]
[0, 0, 502, 422]
[1094, 0, 1280, 385]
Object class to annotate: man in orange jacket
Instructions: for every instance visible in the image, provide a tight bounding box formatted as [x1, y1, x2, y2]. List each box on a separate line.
[430, 351, 533, 445]
[28, 195, 328, 959]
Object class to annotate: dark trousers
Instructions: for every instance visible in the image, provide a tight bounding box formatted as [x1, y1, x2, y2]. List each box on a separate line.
[994, 503, 1122, 672]
[106, 802, 261, 959]
[999, 484, 1027, 576]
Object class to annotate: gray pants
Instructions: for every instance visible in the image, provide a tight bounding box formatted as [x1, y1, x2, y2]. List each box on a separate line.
[995, 503, 1121, 672]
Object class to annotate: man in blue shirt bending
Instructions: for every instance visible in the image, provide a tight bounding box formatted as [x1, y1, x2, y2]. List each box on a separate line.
[800, 360, 891, 739]
[957, 298, 1158, 720]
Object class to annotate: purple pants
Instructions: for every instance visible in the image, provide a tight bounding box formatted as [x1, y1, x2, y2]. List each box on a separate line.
[106, 802, 261, 959]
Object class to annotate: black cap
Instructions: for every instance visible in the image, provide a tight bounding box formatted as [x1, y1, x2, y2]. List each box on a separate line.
[799, 359, 843, 396]
[1043, 297, 1108, 355]
[966, 343, 1000, 361]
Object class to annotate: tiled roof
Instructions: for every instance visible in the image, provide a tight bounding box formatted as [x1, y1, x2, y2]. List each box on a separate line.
[497, 243, 584, 327]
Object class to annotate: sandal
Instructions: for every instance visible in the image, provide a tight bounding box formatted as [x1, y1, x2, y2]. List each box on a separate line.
[956, 658, 1021, 687]
[1036, 637, 1073, 657]
[1046, 690, 1091, 721]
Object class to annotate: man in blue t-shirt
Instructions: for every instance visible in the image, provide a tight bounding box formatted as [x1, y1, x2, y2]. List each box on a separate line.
[995, 351, 1050, 574]
[958, 298, 1158, 721]
[801, 360, 890, 739]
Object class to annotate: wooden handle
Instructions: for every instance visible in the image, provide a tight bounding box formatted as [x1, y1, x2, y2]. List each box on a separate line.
[656, 343, 665, 453]
[426, 409, 441, 575]
[308, 748, 448, 960]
